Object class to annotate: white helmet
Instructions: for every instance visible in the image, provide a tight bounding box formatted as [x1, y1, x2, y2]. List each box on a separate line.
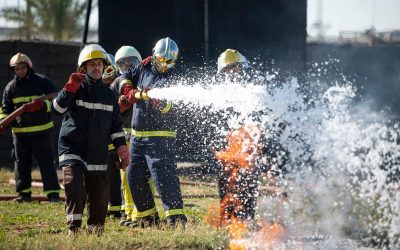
[217, 49, 248, 74]
[115, 46, 142, 63]
[10, 53, 33, 68]
[115, 46, 142, 73]
[152, 37, 179, 74]
[77, 44, 109, 72]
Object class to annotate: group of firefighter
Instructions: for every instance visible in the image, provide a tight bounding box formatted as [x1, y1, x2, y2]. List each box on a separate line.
[0, 36, 275, 235]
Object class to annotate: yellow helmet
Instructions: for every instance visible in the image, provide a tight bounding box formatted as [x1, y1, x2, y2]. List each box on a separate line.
[217, 49, 248, 73]
[10, 53, 32, 68]
[77, 44, 109, 72]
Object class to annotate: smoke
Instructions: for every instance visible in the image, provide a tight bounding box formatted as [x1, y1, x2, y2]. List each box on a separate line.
[151, 63, 399, 248]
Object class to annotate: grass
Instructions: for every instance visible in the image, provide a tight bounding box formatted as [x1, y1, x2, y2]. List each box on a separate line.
[0, 169, 229, 249]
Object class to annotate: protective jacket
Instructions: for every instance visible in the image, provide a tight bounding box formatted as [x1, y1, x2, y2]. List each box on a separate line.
[52, 76, 126, 175]
[122, 64, 176, 134]
[123, 63, 185, 219]
[1, 70, 55, 136]
[110, 76, 133, 133]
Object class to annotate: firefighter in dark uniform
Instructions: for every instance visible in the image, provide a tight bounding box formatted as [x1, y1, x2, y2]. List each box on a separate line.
[1, 53, 61, 202]
[103, 46, 143, 220]
[120, 37, 187, 227]
[108, 45, 142, 225]
[111, 46, 158, 227]
[51, 44, 130, 235]
[102, 52, 124, 219]
[214, 49, 288, 223]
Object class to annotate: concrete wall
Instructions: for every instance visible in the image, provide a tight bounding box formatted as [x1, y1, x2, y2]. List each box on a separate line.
[98, 0, 307, 70]
[0, 40, 80, 168]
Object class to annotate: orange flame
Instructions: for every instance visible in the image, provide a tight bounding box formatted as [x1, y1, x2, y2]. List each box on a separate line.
[211, 125, 263, 226]
[227, 218, 248, 250]
[214, 126, 260, 170]
[207, 125, 286, 250]
[205, 203, 221, 228]
[255, 223, 287, 248]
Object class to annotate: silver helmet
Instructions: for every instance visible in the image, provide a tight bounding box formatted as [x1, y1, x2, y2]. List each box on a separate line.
[152, 37, 179, 74]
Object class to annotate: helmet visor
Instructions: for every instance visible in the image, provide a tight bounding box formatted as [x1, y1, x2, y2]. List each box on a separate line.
[153, 56, 176, 73]
[155, 56, 176, 65]
[117, 57, 140, 73]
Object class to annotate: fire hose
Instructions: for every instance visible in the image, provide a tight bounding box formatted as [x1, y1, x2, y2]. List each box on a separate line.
[0, 92, 58, 131]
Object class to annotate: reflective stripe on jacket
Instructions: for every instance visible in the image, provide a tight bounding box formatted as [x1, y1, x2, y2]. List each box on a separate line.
[1, 70, 55, 136]
[122, 64, 177, 134]
[52, 77, 126, 174]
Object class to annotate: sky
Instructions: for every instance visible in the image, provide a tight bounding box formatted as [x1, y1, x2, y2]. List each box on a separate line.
[0, 0, 399, 38]
[307, 0, 400, 37]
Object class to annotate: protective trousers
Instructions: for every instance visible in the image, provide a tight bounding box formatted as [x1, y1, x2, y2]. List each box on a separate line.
[107, 149, 122, 214]
[121, 169, 156, 221]
[121, 169, 135, 220]
[218, 166, 260, 221]
[63, 165, 109, 230]
[12, 134, 60, 196]
[127, 136, 184, 218]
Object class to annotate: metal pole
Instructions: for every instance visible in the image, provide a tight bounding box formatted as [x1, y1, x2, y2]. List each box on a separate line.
[371, 0, 376, 29]
[204, 0, 209, 63]
[82, 0, 93, 49]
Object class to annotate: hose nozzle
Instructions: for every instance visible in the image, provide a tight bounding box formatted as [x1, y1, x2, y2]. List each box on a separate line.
[134, 90, 151, 101]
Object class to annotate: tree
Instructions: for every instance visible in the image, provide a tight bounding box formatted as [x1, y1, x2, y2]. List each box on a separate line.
[1, 0, 36, 39]
[1, 0, 87, 41]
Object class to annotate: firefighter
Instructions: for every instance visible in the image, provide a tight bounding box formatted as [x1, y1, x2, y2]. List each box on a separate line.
[120, 37, 187, 227]
[217, 49, 249, 74]
[214, 49, 288, 223]
[102, 53, 123, 219]
[215, 49, 259, 223]
[105, 46, 143, 221]
[112, 46, 157, 227]
[1, 53, 61, 202]
[51, 44, 130, 236]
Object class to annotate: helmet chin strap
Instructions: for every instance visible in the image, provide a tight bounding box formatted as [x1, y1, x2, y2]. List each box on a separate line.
[15, 68, 31, 81]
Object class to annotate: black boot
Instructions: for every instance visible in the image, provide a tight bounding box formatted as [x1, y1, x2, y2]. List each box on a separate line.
[67, 227, 81, 237]
[47, 192, 60, 203]
[162, 214, 188, 228]
[13, 192, 32, 203]
[129, 213, 160, 228]
[107, 210, 122, 218]
[86, 225, 104, 236]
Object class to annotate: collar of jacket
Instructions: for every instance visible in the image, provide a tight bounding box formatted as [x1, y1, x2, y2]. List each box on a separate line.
[85, 75, 103, 87]
[15, 69, 33, 83]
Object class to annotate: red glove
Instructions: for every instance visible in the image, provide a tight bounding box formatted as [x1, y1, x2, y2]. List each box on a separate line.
[121, 84, 139, 104]
[141, 56, 152, 66]
[64, 73, 85, 93]
[25, 99, 44, 113]
[118, 95, 132, 113]
[117, 145, 130, 170]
